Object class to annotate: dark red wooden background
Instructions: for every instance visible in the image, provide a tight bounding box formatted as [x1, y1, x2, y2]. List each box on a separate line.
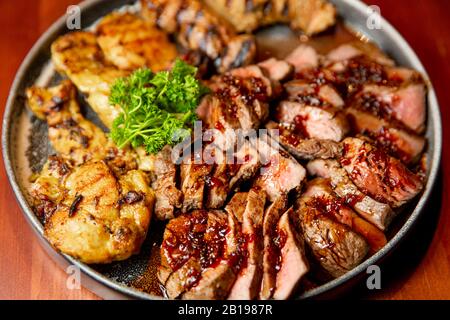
[0, 0, 449, 299]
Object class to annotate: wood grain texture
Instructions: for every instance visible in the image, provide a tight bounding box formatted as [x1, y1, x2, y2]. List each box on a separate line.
[0, 0, 448, 300]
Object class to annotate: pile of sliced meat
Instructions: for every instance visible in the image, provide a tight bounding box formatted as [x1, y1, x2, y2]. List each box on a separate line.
[154, 41, 427, 299]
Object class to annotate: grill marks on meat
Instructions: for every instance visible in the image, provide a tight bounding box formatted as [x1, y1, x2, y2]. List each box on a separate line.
[307, 159, 394, 230]
[266, 121, 342, 161]
[152, 146, 183, 220]
[340, 137, 423, 208]
[296, 180, 369, 278]
[141, 0, 256, 73]
[159, 210, 239, 299]
[204, 0, 336, 35]
[228, 187, 266, 300]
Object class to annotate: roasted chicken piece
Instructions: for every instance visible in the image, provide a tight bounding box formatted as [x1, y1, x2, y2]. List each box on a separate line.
[296, 180, 369, 278]
[32, 159, 154, 264]
[26, 80, 137, 174]
[140, 0, 256, 73]
[204, 0, 336, 35]
[96, 12, 177, 71]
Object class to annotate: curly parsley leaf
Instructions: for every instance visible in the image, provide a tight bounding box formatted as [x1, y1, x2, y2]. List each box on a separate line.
[109, 59, 208, 154]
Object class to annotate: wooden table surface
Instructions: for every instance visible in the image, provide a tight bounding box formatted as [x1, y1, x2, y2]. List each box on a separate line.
[0, 0, 449, 300]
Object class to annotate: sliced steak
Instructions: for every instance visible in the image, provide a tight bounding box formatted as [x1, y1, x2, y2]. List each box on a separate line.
[296, 181, 369, 278]
[275, 101, 349, 142]
[228, 139, 261, 190]
[326, 42, 395, 67]
[266, 121, 342, 160]
[260, 195, 287, 300]
[272, 208, 309, 300]
[258, 58, 294, 82]
[307, 159, 395, 230]
[357, 84, 427, 134]
[303, 178, 387, 253]
[341, 137, 424, 208]
[152, 146, 183, 220]
[285, 45, 319, 72]
[284, 79, 344, 109]
[160, 210, 239, 299]
[228, 187, 266, 300]
[253, 135, 306, 201]
[225, 192, 248, 223]
[345, 107, 426, 164]
[180, 156, 213, 212]
[205, 159, 230, 209]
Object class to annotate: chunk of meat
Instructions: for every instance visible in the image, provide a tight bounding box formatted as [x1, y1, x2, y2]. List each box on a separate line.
[303, 178, 387, 253]
[228, 187, 266, 300]
[152, 146, 183, 220]
[296, 181, 369, 277]
[285, 45, 319, 72]
[272, 208, 309, 300]
[160, 210, 239, 299]
[40, 161, 154, 264]
[345, 107, 425, 164]
[341, 137, 424, 208]
[260, 195, 287, 300]
[225, 192, 248, 223]
[253, 135, 306, 201]
[95, 12, 177, 71]
[180, 156, 213, 212]
[275, 101, 349, 141]
[284, 79, 344, 108]
[307, 159, 395, 230]
[266, 121, 342, 160]
[141, 0, 256, 73]
[358, 84, 427, 133]
[204, 0, 336, 35]
[26, 81, 137, 174]
[326, 42, 395, 67]
[258, 58, 294, 82]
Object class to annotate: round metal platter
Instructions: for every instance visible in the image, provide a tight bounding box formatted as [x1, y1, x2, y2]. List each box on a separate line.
[2, 0, 442, 299]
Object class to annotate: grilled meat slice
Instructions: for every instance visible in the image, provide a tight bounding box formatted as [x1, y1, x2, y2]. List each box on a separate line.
[39, 161, 154, 264]
[180, 156, 213, 212]
[225, 192, 248, 223]
[272, 208, 309, 300]
[266, 121, 342, 160]
[204, 0, 336, 35]
[229, 139, 261, 190]
[205, 159, 230, 209]
[326, 42, 395, 67]
[284, 79, 344, 109]
[296, 180, 369, 277]
[159, 210, 240, 299]
[203, 65, 273, 130]
[141, 0, 256, 73]
[285, 45, 320, 72]
[258, 58, 294, 82]
[345, 107, 425, 164]
[260, 195, 287, 300]
[96, 12, 177, 71]
[253, 135, 306, 201]
[275, 101, 349, 141]
[303, 178, 387, 253]
[356, 84, 427, 134]
[26, 81, 137, 174]
[341, 137, 424, 208]
[228, 187, 266, 300]
[307, 159, 395, 230]
[152, 146, 183, 220]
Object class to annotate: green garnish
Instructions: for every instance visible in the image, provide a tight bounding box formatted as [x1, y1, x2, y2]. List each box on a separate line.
[110, 59, 208, 154]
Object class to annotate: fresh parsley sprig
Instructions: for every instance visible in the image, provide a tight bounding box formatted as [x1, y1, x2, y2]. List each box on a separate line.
[110, 59, 208, 154]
